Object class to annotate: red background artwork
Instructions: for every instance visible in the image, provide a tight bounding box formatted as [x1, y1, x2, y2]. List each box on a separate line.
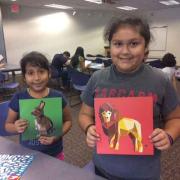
[94, 97, 154, 155]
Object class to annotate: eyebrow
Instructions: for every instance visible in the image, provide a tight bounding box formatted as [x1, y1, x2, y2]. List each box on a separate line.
[111, 38, 142, 42]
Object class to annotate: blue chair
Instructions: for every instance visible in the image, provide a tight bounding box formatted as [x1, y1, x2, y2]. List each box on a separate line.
[0, 71, 19, 100]
[103, 59, 112, 67]
[94, 58, 103, 64]
[148, 59, 164, 69]
[0, 101, 15, 136]
[67, 66, 90, 106]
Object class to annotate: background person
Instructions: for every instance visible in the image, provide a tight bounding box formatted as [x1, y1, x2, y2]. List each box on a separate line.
[51, 51, 70, 89]
[70, 46, 87, 72]
[161, 53, 177, 91]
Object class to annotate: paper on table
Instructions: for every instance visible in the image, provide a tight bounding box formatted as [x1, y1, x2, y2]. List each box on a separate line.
[85, 60, 92, 67]
[0, 154, 34, 179]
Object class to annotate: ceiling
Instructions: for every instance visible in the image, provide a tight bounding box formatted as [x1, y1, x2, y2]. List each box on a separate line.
[0, 0, 180, 12]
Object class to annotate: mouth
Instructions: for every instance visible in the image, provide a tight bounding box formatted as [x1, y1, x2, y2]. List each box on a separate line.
[119, 58, 132, 63]
[33, 83, 44, 88]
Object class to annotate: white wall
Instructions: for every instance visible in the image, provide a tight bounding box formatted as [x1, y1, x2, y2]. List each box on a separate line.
[0, 7, 6, 60]
[2, 5, 180, 65]
[1, 6, 118, 65]
[143, 7, 180, 64]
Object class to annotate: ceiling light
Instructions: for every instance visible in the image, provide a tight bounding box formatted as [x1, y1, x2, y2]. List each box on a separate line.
[84, 0, 102, 4]
[44, 4, 73, 9]
[117, 6, 138, 11]
[159, 0, 180, 5]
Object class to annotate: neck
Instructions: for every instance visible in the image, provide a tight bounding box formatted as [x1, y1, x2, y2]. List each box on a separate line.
[28, 88, 49, 98]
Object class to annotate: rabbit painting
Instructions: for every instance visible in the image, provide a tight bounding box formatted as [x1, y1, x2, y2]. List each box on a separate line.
[31, 100, 54, 137]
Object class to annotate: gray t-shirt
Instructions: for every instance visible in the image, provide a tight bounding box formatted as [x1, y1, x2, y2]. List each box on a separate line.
[81, 64, 178, 179]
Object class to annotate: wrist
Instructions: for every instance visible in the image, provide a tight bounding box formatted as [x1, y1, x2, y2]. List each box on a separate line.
[166, 132, 174, 146]
[85, 123, 95, 135]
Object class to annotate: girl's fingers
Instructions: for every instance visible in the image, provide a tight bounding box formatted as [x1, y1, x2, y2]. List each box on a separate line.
[86, 127, 100, 147]
[150, 128, 166, 142]
[150, 128, 171, 150]
[150, 128, 162, 139]
[153, 139, 167, 147]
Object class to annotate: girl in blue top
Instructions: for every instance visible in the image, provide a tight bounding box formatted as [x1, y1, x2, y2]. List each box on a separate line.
[5, 51, 72, 160]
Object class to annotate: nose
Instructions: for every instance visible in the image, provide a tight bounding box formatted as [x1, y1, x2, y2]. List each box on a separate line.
[121, 44, 130, 54]
[34, 72, 41, 80]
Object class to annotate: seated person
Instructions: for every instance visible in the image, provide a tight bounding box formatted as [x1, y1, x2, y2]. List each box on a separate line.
[51, 51, 70, 88]
[161, 53, 176, 81]
[161, 53, 177, 91]
[51, 51, 70, 76]
[70, 47, 89, 72]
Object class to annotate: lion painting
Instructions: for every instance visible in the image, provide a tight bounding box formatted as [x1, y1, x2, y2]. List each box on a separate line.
[99, 103, 143, 152]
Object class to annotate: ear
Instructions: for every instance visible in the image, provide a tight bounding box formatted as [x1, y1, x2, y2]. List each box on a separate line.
[144, 48, 149, 58]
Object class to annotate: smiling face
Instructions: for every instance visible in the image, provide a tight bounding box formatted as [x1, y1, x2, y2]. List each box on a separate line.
[110, 26, 148, 73]
[25, 64, 50, 93]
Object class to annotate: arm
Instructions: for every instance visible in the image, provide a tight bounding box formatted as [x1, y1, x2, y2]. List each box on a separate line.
[150, 105, 180, 150]
[164, 105, 180, 139]
[78, 103, 100, 148]
[0, 63, 5, 68]
[62, 105, 72, 136]
[5, 108, 28, 133]
[172, 75, 177, 92]
[79, 57, 86, 72]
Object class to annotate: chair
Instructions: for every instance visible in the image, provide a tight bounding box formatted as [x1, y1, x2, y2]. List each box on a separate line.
[95, 54, 105, 58]
[0, 71, 20, 100]
[148, 59, 164, 69]
[94, 58, 103, 64]
[0, 101, 16, 136]
[67, 66, 90, 106]
[103, 59, 112, 67]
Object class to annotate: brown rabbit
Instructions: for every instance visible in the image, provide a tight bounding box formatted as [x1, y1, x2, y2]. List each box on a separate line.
[32, 100, 54, 137]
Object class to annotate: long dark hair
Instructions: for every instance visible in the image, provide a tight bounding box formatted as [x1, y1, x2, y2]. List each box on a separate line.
[71, 47, 84, 68]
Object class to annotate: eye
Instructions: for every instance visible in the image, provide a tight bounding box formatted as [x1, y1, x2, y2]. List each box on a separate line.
[26, 71, 34, 76]
[129, 41, 140, 48]
[111, 41, 123, 48]
[39, 69, 46, 74]
[107, 111, 111, 115]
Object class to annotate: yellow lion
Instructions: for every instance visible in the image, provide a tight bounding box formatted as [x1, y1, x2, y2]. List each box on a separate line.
[99, 103, 143, 152]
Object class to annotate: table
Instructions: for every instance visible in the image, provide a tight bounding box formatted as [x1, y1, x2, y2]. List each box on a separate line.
[0, 64, 21, 82]
[0, 137, 105, 180]
[86, 57, 111, 61]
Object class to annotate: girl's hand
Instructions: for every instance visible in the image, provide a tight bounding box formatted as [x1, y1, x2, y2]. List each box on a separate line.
[86, 125, 100, 148]
[14, 119, 28, 133]
[39, 136, 57, 145]
[149, 128, 171, 150]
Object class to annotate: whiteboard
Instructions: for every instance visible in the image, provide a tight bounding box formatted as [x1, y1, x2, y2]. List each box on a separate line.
[149, 27, 168, 51]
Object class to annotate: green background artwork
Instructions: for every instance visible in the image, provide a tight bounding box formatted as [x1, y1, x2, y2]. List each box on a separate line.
[19, 97, 62, 141]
